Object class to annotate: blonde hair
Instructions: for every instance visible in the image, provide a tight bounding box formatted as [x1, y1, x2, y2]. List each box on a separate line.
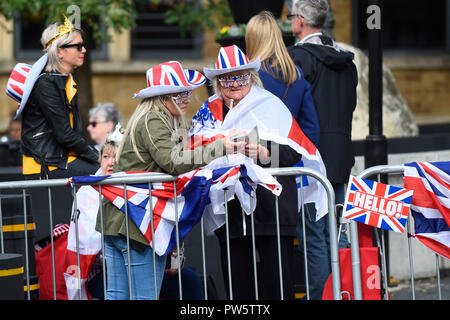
[245, 11, 300, 86]
[99, 140, 119, 162]
[116, 95, 188, 163]
[41, 22, 82, 73]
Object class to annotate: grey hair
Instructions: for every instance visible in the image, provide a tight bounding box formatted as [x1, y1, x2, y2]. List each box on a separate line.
[293, 0, 329, 29]
[89, 102, 121, 126]
[212, 69, 263, 97]
[40, 22, 83, 73]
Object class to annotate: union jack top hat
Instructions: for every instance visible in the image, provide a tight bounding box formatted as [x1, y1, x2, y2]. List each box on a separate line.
[133, 61, 206, 99]
[6, 54, 48, 119]
[203, 45, 260, 80]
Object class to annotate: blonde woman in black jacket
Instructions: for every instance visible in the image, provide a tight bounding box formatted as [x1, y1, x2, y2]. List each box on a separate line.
[20, 16, 99, 179]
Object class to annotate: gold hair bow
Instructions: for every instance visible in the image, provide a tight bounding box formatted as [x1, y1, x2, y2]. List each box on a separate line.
[44, 14, 76, 49]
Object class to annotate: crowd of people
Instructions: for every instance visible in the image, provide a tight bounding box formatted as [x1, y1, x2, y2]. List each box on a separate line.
[4, 0, 357, 300]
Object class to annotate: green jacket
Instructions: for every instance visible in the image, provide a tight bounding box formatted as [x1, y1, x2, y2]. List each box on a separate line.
[96, 109, 226, 247]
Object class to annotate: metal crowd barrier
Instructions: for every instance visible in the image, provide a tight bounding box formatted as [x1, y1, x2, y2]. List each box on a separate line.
[0, 167, 342, 300]
[349, 164, 445, 300]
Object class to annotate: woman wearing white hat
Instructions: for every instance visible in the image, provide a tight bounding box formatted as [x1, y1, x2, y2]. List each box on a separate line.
[6, 15, 99, 179]
[190, 45, 322, 300]
[98, 61, 245, 300]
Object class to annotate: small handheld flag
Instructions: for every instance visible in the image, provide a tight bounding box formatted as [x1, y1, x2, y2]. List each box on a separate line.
[343, 175, 413, 233]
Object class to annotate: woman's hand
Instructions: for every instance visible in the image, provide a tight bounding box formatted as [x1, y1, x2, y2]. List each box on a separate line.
[165, 252, 185, 276]
[223, 129, 247, 154]
[245, 144, 270, 162]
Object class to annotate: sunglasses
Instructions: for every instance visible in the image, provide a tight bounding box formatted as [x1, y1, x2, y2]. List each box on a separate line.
[286, 14, 304, 20]
[88, 120, 105, 128]
[218, 73, 251, 88]
[173, 90, 193, 104]
[60, 42, 87, 52]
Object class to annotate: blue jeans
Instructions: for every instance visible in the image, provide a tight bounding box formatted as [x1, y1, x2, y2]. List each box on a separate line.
[104, 235, 166, 300]
[296, 183, 348, 300]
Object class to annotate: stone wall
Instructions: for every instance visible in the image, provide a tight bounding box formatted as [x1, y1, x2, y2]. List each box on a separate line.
[338, 42, 419, 140]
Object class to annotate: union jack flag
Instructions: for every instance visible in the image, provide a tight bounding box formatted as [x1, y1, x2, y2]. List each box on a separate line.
[5, 53, 48, 119]
[133, 61, 205, 99]
[71, 164, 281, 257]
[343, 175, 414, 233]
[5, 63, 31, 103]
[404, 161, 450, 259]
[215, 45, 249, 70]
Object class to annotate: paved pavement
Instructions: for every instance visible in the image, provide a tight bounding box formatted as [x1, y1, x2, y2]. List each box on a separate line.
[388, 276, 450, 300]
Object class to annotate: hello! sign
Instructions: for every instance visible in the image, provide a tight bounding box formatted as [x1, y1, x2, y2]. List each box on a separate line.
[343, 176, 414, 233]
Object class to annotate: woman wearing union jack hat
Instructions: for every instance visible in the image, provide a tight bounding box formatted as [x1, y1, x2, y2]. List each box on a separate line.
[189, 45, 309, 300]
[98, 61, 246, 300]
[6, 15, 99, 180]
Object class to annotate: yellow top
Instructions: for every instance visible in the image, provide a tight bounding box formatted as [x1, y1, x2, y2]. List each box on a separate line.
[23, 75, 78, 175]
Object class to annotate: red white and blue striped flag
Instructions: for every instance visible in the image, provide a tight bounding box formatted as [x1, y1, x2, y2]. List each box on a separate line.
[343, 175, 414, 233]
[189, 85, 328, 220]
[404, 161, 450, 259]
[71, 165, 280, 257]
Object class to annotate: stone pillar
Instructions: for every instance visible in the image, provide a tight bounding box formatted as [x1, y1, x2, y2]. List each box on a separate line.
[0, 16, 14, 61]
[108, 28, 131, 62]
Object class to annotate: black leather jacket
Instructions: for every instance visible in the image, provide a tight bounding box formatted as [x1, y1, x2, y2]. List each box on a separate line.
[21, 72, 98, 170]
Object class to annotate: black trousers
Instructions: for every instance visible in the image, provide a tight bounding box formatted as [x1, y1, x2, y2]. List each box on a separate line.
[219, 235, 295, 300]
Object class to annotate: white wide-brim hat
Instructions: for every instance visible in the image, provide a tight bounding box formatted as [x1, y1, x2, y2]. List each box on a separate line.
[133, 61, 206, 99]
[203, 44, 260, 80]
[6, 54, 48, 119]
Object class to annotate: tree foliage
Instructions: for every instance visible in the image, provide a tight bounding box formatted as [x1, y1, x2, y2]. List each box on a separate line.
[164, 0, 232, 37]
[0, 0, 142, 45]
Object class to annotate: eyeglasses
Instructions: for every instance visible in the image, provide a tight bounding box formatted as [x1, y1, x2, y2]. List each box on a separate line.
[172, 90, 193, 104]
[59, 42, 87, 52]
[287, 14, 304, 20]
[218, 73, 251, 88]
[88, 120, 105, 128]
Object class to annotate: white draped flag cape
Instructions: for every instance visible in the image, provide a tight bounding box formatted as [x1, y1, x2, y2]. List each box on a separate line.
[189, 84, 328, 221]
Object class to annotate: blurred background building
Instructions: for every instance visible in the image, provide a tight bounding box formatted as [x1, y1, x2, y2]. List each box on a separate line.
[0, 0, 449, 138]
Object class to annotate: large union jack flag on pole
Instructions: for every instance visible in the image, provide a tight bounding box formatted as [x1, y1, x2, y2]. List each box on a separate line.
[343, 175, 414, 233]
[404, 161, 450, 259]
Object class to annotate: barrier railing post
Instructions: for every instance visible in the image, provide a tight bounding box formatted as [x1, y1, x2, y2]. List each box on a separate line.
[249, 195, 259, 300]
[173, 181, 183, 300]
[22, 189, 30, 300]
[436, 254, 442, 300]
[147, 182, 158, 300]
[48, 187, 57, 300]
[98, 184, 107, 300]
[200, 217, 208, 300]
[406, 214, 416, 299]
[70, 183, 82, 300]
[326, 180, 341, 300]
[299, 177, 310, 300]
[223, 189, 233, 300]
[349, 220, 362, 299]
[274, 187, 284, 300]
[123, 184, 133, 300]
